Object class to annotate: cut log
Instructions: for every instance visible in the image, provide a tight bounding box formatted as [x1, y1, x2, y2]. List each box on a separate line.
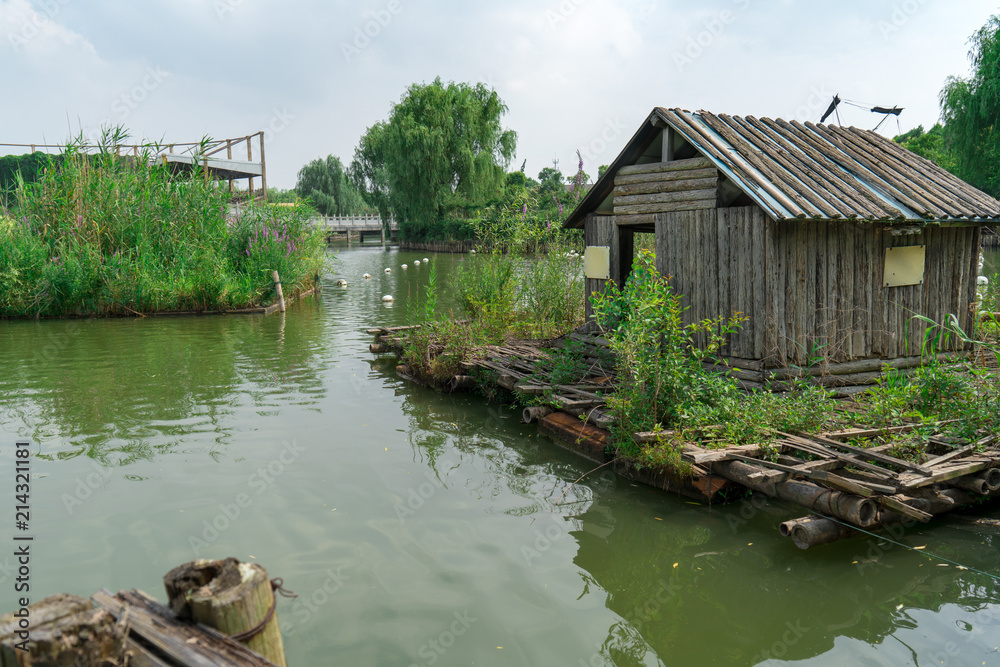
[447, 375, 477, 392]
[779, 516, 856, 550]
[950, 469, 1000, 495]
[163, 558, 287, 667]
[616, 157, 713, 176]
[522, 406, 553, 424]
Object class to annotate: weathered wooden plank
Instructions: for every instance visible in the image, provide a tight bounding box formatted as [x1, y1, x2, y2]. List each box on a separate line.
[617, 156, 714, 176]
[753, 207, 765, 359]
[613, 176, 718, 196]
[881, 495, 934, 522]
[718, 209, 732, 356]
[615, 187, 718, 207]
[798, 431, 934, 475]
[614, 197, 716, 215]
[898, 458, 992, 490]
[925, 444, 975, 468]
[613, 167, 719, 186]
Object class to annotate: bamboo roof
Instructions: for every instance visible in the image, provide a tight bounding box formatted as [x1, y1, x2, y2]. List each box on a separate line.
[564, 108, 1000, 227]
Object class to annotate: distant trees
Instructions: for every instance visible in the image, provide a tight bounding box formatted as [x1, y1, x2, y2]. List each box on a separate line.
[940, 13, 1000, 196]
[893, 124, 956, 174]
[351, 78, 517, 241]
[295, 155, 370, 216]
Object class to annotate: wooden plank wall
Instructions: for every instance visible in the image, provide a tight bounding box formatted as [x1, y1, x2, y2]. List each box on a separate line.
[653, 206, 766, 358]
[584, 214, 619, 321]
[651, 206, 978, 367]
[613, 157, 718, 216]
[768, 222, 975, 365]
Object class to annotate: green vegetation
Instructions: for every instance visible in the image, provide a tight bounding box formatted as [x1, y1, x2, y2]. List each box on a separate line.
[351, 77, 517, 242]
[941, 13, 1000, 197]
[295, 154, 371, 216]
[893, 124, 956, 174]
[1, 152, 59, 208]
[0, 137, 324, 317]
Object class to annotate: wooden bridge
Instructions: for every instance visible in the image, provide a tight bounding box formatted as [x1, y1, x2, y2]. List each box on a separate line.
[1, 132, 268, 199]
[313, 214, 398, 245]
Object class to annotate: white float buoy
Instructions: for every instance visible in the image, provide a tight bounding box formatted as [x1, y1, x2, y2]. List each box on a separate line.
[384, 268, 391, 273]
[413, 260, 420, 266]
[363, 273, 371, 279]
[382, 295, 394, 302]
[978, 275, 990, 286]
[470, 249, 476, 254]
[401, 263, 408, 269]
[423, 257, 429, 262]
[335, 279, 348, 286]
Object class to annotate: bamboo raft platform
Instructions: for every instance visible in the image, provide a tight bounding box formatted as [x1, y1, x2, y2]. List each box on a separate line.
[1, 559, 288, 666]
[369, 324, 1000, 549]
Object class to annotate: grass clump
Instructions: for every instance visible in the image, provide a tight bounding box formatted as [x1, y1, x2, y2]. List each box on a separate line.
[0, 134, 325, 317]
[592, 251, 839, 474]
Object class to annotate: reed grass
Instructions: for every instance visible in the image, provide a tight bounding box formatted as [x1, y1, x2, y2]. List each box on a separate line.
[0, 137, 325, 317]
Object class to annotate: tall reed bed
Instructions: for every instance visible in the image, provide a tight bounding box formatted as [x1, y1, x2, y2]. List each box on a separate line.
[0, 142, 324, 317]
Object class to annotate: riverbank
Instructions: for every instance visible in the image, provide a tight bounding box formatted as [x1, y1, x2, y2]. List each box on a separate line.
[0, 144, 325, 318]
[369, 322, 1000, 549]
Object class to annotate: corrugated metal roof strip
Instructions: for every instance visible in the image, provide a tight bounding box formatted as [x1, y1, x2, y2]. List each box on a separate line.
[653, 108, 1000, 223]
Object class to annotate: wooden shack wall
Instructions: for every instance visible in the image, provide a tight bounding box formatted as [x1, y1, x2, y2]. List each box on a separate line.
[652, 206, 979, 366]
[654, 207, 769, 361]
[583, 214, 632, 321]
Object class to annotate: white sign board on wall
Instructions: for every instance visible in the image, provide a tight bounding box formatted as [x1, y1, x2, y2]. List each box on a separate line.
[883, 245, 926, 287]
[584, 246, 610, 280]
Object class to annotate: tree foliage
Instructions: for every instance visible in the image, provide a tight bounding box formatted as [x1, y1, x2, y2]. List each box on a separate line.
[940, 14, 1000, 196]
[294, 155, 369, 216]
[351, 78, 517, 240]
[892, 124, 956, 174]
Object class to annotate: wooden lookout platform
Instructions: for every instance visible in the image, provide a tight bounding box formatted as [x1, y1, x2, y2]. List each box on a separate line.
[369, 325, 1000, 549]
[1, 132, 268, 200]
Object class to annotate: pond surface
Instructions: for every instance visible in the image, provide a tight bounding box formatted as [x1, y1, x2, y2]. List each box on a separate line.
[1, 245, 999, 666]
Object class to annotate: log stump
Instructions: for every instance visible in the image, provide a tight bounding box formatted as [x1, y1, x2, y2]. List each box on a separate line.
[164, 558, 287, 667]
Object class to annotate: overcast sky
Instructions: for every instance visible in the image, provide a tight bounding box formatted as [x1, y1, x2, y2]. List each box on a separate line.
[1, 0, 995, 189]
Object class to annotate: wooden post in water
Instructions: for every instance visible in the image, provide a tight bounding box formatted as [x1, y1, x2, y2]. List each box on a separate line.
[163, 558, 288, 666]
[271, 271, 286, 312]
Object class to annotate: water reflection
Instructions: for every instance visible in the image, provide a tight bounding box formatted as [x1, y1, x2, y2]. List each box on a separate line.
[0, 295, 329, 464]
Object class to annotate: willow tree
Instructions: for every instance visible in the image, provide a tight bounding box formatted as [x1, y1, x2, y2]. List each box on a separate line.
[352, 78, 517, 240]
[940, 14, 1000, 196]
[295, 155, 368, 216]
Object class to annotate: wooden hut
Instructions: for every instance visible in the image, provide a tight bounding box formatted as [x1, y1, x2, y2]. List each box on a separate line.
[564, 108, 1000, 391]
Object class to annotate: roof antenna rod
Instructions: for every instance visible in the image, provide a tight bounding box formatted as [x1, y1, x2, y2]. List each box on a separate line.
[871, 105, 903, 132]
[820, 94, 841, 125]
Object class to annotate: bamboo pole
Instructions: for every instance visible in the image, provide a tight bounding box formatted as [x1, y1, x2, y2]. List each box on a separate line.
[271, 271, 285, 313]
[163, 558, 288, 666]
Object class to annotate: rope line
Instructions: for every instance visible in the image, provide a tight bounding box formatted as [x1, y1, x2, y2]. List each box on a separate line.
[228, 578, 298, 643]
[816, 513, 1000, 583]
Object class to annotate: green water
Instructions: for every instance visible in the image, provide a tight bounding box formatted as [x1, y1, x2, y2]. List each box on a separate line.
[1, 245, 999, 666]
